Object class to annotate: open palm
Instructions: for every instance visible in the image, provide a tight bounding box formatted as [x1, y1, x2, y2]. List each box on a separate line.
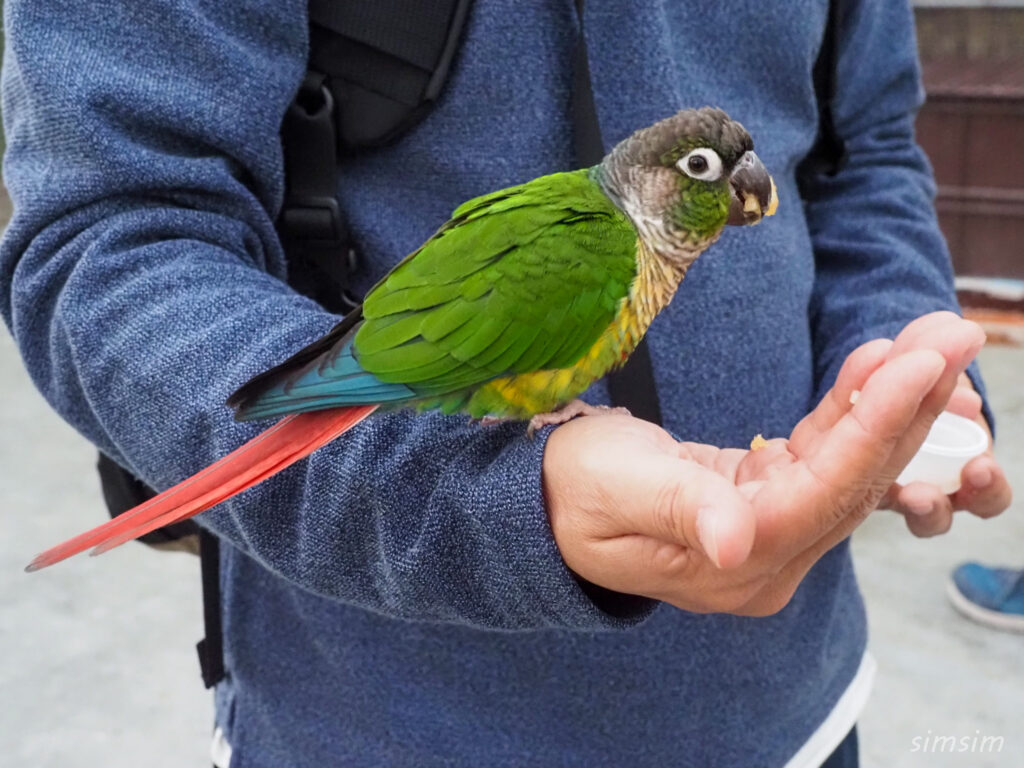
[543, 312, 987, 615]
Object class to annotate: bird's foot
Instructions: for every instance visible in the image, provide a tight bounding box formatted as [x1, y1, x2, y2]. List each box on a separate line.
[477, 415, 510, 427]
[526, 400, 631, 438]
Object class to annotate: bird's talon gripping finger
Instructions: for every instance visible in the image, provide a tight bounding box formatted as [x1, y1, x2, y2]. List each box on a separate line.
[478, 415, 509, 427]
[526, 400, 632, 437]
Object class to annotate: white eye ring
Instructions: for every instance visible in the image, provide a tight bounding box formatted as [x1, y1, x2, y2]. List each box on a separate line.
[676, 148, 723, 182]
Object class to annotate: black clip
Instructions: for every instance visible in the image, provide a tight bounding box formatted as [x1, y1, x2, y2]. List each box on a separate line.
[279, 79, 343, 247]
[279, 75, 361, 313]
[280, 194, 347, 249]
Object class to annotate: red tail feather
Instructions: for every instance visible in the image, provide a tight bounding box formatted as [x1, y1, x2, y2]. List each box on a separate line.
[25, 406, 377, 572]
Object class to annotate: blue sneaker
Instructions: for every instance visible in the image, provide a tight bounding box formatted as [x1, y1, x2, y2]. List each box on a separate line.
[947, 563, 1024, 633]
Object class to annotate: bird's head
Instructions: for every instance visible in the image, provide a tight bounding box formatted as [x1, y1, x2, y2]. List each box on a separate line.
[597, 107, 778, 264]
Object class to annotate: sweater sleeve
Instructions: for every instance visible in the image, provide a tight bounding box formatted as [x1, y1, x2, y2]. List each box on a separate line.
[0, 0, 654, 630]
[803, 0, 992, 426]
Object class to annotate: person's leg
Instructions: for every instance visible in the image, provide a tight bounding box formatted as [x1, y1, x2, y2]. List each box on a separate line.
[821, 727, 859, 768]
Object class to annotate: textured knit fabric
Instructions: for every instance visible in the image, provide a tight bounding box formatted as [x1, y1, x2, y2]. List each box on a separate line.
[1, 0, 984, 765]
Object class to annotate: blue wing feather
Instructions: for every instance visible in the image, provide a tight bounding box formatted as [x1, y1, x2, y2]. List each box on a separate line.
[233, 338, 416, 422]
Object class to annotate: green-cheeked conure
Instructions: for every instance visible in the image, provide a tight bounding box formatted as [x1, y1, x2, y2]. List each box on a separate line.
[28, 106, 777, 571]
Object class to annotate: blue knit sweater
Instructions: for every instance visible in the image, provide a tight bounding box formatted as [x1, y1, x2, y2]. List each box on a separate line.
[2, 0, 977, 765]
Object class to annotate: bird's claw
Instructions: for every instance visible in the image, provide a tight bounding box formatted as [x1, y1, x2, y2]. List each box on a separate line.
[526, 400, 631, 438]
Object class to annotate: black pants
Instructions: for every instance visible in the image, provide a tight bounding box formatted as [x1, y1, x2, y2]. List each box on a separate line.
[822, 727, 859, 768]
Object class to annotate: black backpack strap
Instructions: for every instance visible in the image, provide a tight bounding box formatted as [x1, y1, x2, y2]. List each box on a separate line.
[571, 0, 664, 426]
[278, 71, 360, 315]
[308, 0, 474, 150]
[797, 0, 848, 191]
[196, 529, 226, 689]
[279, 0, 475, 315]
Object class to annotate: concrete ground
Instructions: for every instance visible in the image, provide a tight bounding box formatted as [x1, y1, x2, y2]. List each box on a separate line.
[0, 332, 211, 766]
[1, 333, 1021, 767]
[852, 343, 1024, 768]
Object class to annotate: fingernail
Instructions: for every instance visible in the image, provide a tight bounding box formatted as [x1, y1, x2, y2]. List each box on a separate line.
[968, 465, 992, 489]
[906, 499, 935, 516]
[960, 337, 985, 369]
[696, 507, 722, 568]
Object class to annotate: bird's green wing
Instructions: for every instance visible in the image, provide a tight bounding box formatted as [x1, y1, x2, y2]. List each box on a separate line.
[353, 169, 638, 397]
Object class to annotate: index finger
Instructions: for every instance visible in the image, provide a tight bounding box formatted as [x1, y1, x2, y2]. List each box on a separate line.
[790, 312, 980, 456]
[752, 348, 946, 559]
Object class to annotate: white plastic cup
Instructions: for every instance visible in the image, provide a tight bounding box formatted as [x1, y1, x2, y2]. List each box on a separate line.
[896, 411, 989, 494]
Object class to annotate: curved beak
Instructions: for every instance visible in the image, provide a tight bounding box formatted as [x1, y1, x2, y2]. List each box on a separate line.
[726, 151, 779, 226]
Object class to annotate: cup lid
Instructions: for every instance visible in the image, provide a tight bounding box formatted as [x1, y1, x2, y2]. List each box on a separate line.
[919, 411, 989, 458]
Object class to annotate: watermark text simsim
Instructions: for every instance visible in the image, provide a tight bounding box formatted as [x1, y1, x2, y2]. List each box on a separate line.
[910, 730, 1004, 754]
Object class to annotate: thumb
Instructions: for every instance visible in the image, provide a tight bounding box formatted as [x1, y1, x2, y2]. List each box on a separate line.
[616, 455, 757, 569]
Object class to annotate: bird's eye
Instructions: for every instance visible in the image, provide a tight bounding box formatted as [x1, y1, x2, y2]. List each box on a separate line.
[677, 148, 723, 182]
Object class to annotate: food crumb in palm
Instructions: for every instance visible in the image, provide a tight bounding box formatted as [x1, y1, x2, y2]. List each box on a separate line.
[750, 433, 768, 451]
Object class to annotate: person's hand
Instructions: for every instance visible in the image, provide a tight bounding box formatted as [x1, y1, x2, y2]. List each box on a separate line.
[542, 312, 985, 616]
[880, 363, 1012, 537]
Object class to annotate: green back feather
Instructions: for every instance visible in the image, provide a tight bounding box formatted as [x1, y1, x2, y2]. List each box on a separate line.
[353, 169, 638, 397]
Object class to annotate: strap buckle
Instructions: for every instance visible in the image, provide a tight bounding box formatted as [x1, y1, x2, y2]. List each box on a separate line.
[280, 193, 346, 248]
